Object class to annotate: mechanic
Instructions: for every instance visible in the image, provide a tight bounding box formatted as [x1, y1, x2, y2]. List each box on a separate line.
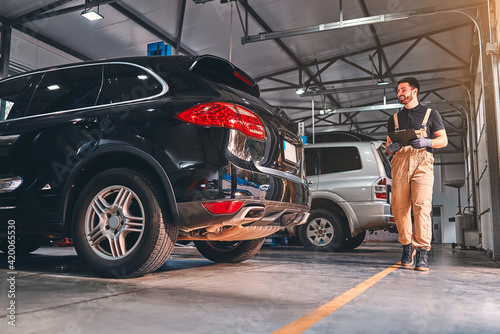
[385, 77, 448, 271]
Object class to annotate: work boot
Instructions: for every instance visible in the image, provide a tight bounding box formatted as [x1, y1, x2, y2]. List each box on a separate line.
[400, 243, 415, 267]
[415, 248, 430, 271]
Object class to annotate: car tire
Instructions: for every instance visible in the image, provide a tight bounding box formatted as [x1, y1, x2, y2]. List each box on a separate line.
[0, 235, 45, 255]
[72, 168, 178, 278]
[297, 208, 347, 251]
[342, 230, 366, 250]
[194, 238, 265, 263]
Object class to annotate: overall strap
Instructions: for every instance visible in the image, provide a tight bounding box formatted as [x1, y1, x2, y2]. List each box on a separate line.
[421, 108, 432, 130]
[393, 112, 400, 131]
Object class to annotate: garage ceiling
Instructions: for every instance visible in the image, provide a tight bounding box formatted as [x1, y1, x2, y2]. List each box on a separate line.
[0, 0, 483, 153]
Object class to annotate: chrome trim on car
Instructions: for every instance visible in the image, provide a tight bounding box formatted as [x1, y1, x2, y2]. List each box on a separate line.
[254, 165, 306, 184]
[0, 135, 20, 144]
[221, 206, 267, 226]
[0, 176, 23, 193]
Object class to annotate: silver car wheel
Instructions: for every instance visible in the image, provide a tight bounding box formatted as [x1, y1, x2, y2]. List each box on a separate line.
[85, 186, 145, 260]
[306, 217, 334, 246]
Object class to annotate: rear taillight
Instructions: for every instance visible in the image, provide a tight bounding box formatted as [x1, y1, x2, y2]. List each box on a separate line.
[202, 200, 243, 214]
[175, 102, 266, 140]
[374, 177, 387, 200]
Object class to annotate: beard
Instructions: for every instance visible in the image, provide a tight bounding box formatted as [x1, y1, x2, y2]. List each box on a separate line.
[398, 94, 413, 105]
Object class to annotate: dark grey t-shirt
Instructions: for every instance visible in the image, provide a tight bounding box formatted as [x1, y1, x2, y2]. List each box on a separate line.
[387, 104, 445, 152]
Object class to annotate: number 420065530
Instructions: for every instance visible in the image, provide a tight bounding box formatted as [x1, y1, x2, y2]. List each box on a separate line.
[7, 220, 16, 270]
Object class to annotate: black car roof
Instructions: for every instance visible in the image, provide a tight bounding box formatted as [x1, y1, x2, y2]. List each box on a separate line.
[1, 55, 260, 97]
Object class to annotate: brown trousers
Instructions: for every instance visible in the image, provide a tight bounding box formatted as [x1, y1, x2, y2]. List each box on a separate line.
[391, 146, 434, 250]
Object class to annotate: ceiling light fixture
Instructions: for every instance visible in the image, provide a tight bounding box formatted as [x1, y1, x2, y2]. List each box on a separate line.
[81, 1, 103, 21]
[295, 87, 305, 95]
[81, 8, 103, 20]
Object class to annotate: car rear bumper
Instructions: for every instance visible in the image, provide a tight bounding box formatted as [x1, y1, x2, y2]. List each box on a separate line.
[349, 201, 395, 232]
[173, 159, 311, 230]
[178, 198, 310, 230]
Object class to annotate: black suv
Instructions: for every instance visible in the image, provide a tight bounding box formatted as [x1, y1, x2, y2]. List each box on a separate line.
[0, 55, 310, 277]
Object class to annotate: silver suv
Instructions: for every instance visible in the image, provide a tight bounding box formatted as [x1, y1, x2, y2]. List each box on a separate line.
[296, 138, 395, 251]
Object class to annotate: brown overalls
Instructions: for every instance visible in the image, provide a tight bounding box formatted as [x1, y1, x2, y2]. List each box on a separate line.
[391, 109, 434, 251]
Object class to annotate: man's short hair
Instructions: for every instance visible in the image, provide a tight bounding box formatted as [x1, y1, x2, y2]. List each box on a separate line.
[397, 77, 420, 92]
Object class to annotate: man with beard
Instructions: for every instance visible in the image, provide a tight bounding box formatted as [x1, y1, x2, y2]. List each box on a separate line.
[386, 77, 448, 271]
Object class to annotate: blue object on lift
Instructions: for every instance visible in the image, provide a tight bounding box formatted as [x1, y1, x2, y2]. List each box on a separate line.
[147, 41, 172, 56]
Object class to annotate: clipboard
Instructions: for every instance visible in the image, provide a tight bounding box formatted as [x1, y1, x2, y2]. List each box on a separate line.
[388, 129, 418, 146]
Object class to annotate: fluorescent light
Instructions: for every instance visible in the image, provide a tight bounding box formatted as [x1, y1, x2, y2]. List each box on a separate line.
[81, 8, 103, 21]
[296, 88, 305, 95]
[47, 85, 60, 90]
[137, 75, 148, 80]
[331, 104, 402, 113]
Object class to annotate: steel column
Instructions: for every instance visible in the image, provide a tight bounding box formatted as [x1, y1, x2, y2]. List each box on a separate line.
[1, 27, 12, 79]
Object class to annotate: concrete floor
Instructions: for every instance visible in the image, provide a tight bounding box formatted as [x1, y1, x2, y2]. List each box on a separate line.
[1, 242, 499, 334]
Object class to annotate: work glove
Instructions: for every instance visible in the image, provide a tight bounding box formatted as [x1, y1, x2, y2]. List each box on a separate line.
[387, 142, 402, 153]
[410, 138, 432, 149]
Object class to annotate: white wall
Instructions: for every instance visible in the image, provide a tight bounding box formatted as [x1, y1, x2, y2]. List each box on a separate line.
[9, 29, 80, 73]
[433, 153, 467, 243]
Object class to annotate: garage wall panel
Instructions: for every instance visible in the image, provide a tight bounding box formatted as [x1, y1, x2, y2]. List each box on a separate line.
[10, 29, 80, 72]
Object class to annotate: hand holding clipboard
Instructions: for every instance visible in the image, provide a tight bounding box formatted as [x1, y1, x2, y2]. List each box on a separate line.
[388, 129, 418, 146]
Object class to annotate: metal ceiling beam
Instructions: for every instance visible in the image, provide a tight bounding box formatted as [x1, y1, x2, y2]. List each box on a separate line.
[425, 35, 469, 65]
[0, 3, 94, 61]
[305, 66, 468, 87]
[236, 0, 363, 130]
[358, 0, 395, 82]
[254, 22, 471, 82]
[291, 80, 466, 142]
[383, 38, 422, 77]
[241, 4, 481, 44]
[236, 1, 343, 108]
[340, 58, 373, 76]
[272, 77, 466, 96]
[109, 2, 196, 56]
[175, 0, 187, 55]
[261, 65, 468, 93]
[343, 84, 467, 110]
[0, 27, 12, 79]
[303, 60, 338, 88]
[9, 0, 120, 24]
[9, 0, 75, 25]
[316, 100, 466, 114]
[266, 77, 297, 87]
[1, 1, 195, 60]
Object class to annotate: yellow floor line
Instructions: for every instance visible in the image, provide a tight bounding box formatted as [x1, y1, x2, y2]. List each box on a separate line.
[273, 263, 402, 334]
